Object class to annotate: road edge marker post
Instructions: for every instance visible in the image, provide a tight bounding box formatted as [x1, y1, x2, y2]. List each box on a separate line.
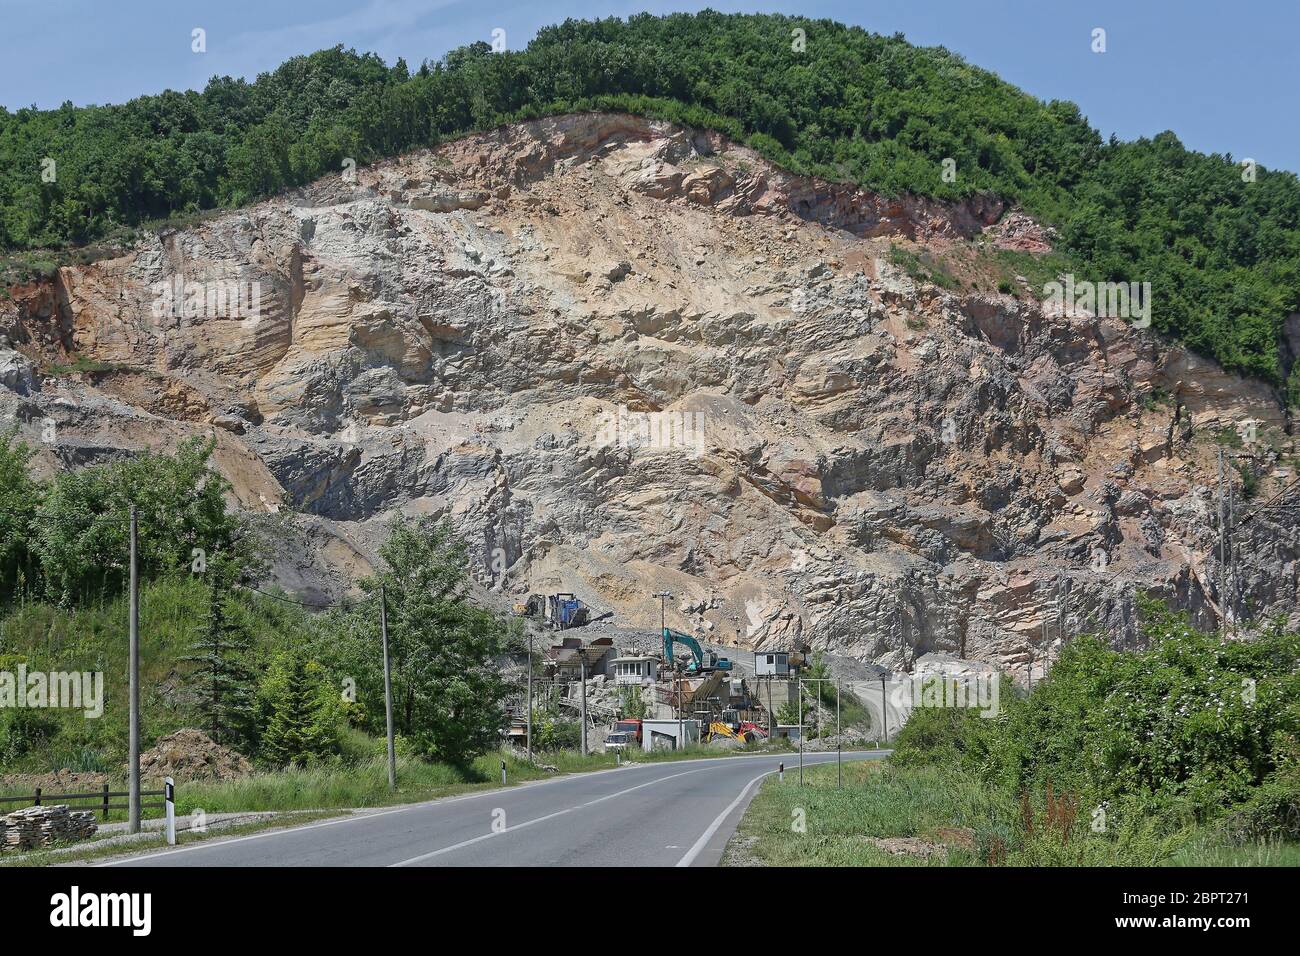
[164, 777, 176, 845]
[501, 759, 507, 785]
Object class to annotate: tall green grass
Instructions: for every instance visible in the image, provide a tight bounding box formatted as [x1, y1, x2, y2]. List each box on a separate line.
[729, 759, 1298, 867]
[729, 759, 1010, 867]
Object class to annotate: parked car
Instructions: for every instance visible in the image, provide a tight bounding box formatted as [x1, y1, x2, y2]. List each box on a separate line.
[603, 731, 636, 751]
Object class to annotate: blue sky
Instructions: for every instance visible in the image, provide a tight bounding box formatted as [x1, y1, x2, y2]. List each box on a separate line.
[2, 0, 1296, 173]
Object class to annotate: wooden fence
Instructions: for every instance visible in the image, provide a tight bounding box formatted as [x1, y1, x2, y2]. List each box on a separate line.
[0, 784, 169, 820]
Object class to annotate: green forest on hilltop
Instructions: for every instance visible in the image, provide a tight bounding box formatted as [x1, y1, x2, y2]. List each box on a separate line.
[2, 11, 1298, 387]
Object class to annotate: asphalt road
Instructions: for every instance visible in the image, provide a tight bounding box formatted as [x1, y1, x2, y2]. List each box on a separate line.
[96, 750, 884, 867]
[849, 679, 913, 743]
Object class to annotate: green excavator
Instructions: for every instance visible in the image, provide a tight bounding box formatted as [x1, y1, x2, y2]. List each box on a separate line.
[662, 627, 734, 673]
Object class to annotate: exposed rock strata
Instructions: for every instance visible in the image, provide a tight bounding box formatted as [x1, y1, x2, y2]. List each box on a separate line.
[3, 113, 1297, 677]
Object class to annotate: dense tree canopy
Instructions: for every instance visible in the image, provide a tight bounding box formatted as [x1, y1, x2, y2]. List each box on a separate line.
[3, 11, 1298, 383]
[0, 433, 263, 606]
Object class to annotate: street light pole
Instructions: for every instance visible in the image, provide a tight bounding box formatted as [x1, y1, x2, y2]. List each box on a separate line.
[654, 591, 672, 634]
[653, 590, 684, 748]
[653, 591, 673, 658]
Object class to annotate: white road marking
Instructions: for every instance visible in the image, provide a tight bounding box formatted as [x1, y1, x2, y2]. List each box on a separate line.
[94, 760, 657, 866]
[94, 750, 885, 867]
[388, 765, 710, 866]
[94, 804, 417, 866]
[675, 767, 774, 867]
[676, 752, 883, 867]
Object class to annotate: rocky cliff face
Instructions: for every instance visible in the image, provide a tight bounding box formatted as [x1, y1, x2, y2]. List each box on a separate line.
[3, 113, 1297, 677]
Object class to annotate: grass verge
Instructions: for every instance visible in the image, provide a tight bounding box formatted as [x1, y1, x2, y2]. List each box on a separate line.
[724, 760, 1300, 867]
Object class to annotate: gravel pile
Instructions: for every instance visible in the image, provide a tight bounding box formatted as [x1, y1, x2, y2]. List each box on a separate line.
[139, 729, 253, 781]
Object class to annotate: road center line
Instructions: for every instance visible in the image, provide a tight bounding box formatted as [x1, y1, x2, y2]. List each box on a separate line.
[388, 764, 711, 867]
[93, 759, 676, 866]
[93, 751, 884, 866]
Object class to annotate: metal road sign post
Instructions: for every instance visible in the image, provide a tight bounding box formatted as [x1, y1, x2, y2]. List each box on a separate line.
[799, 677, 842, 787]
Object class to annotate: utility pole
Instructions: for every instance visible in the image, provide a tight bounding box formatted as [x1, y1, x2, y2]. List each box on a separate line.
[579, 651, 588, 757]
[1227, 456, 1237, 636]
[677, 672, 684, 749]
[1218, 447, 1227, 620]
[880, 676, 888, 744]
[653, 591, 672, 640]
[525, 630, 533, 761]
[380, 585, 396, 790]
[798, 679, 804, 785]
[766, 677, 774, 737]
[655, 590, 691, 748]
[128, 506, 141, 834]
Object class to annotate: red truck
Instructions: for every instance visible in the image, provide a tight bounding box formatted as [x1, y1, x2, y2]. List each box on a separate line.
[604, 718, 643, 751]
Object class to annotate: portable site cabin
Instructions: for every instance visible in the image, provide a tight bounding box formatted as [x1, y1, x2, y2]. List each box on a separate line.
[754, 651, 790, 676]
[610, 655, 658, 685]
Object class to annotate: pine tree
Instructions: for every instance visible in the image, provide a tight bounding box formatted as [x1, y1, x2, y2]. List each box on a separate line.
[181, 575, 256, 751]
[260, 656, 335, 768]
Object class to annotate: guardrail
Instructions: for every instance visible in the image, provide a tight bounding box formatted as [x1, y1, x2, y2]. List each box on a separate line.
[0, 784, 170, 820]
